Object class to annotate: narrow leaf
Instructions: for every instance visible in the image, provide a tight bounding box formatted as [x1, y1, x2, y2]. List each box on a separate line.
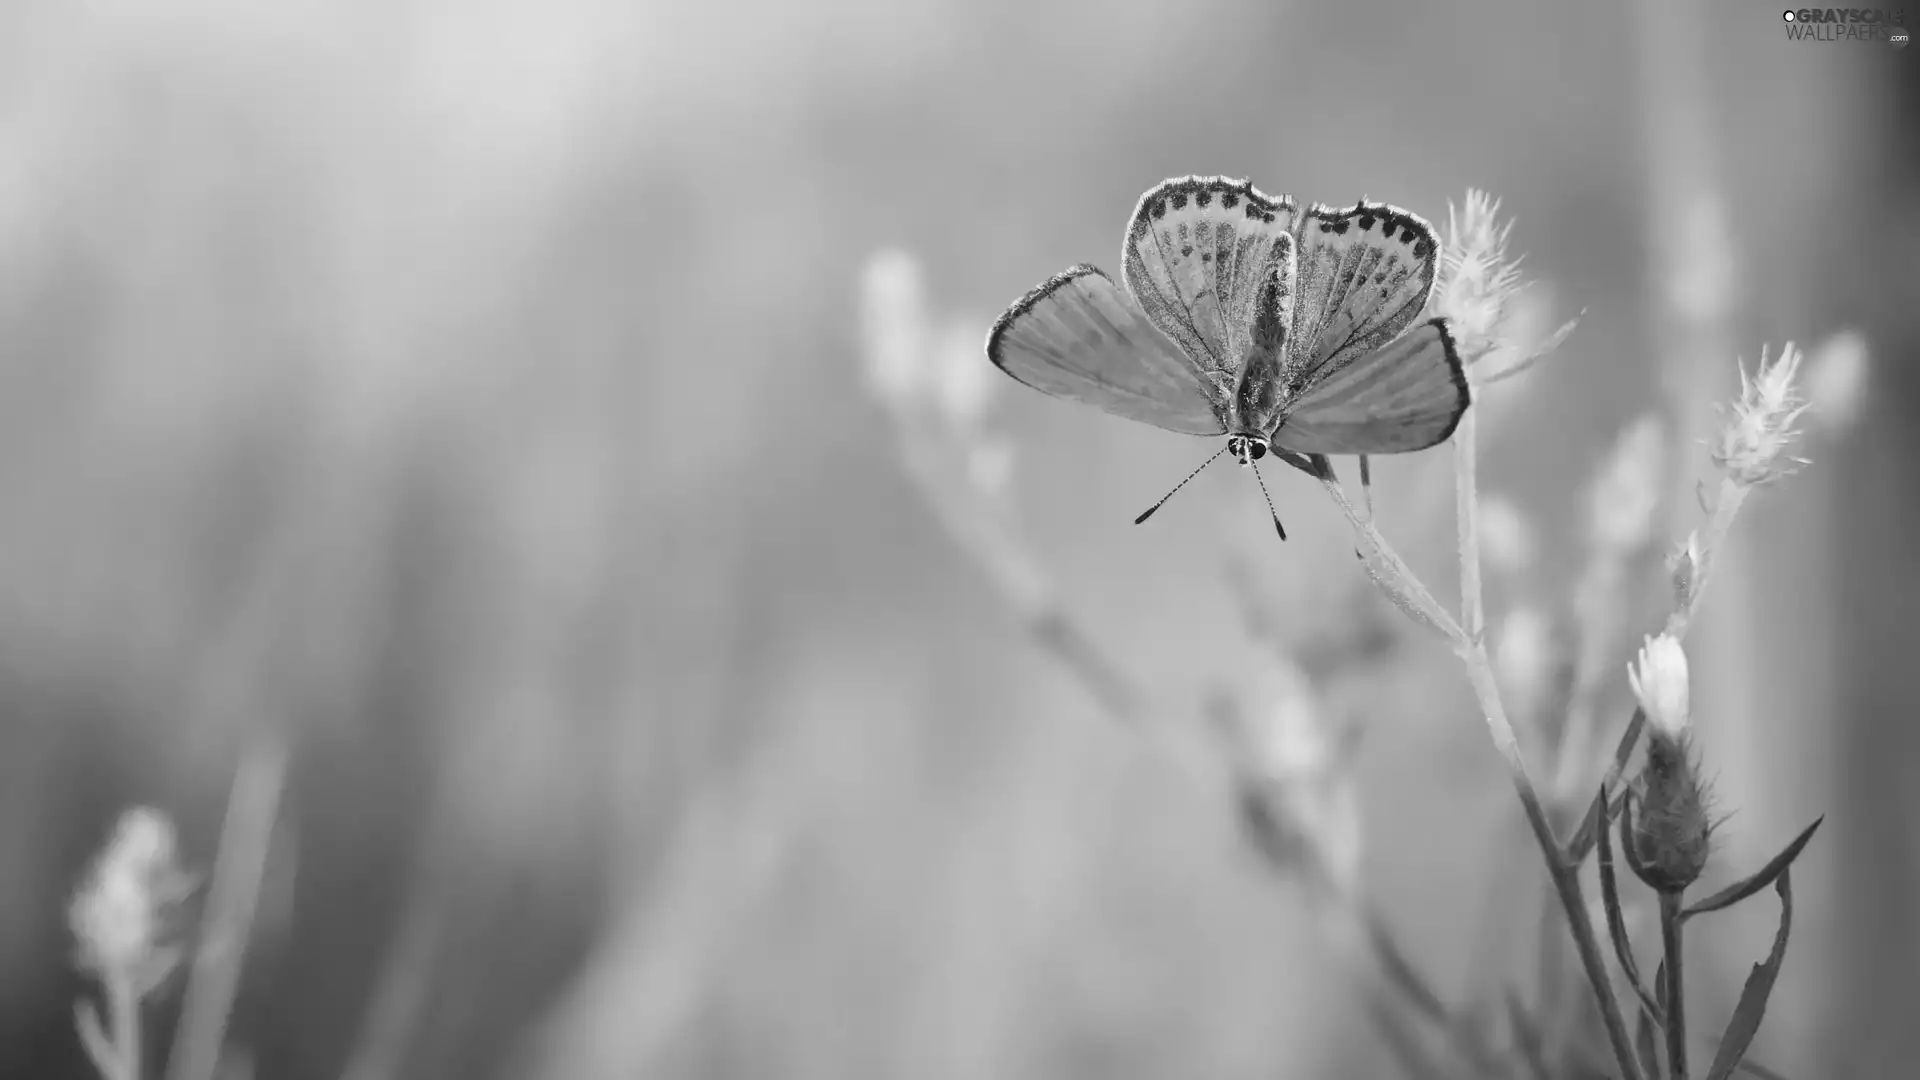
[1714, 1043, 1798, 1080]
[1618, 791, 1654, 881]
[1566, 708, 1647, 865]
[1682, 816, 1823, 921]
[1701, 870, 1796, 1080]
[1597, 784, 1664, 1026]
[1480, 311, 1584, 384]
[1638, 1008, 1667, 1080]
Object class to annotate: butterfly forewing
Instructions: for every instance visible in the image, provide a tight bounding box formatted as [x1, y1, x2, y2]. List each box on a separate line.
[1123, 176, 1298, 373]
[1288, 201, 1441, 384]
[987, 265, 1226, 435]
[1275, 318, 1469, 454]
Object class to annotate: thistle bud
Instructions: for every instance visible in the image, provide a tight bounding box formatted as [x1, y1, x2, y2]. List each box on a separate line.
[1624, 635, 1713, 893]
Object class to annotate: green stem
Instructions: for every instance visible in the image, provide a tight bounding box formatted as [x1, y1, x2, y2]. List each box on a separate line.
[1660, 891, 1689, 1079]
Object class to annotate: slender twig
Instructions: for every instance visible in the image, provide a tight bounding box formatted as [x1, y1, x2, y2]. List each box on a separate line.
[167, 737, 289, 1080]
[1315, 431, 1643, 1079]
[1666, 477, 1746, 641]
[1658, 891, 1688, 1080]
[1452, 404, 1647, 1080]
[1597, 789, 1665, 1026]
[1454, 406, 1486, 647]
[109, 974, 140, 1080]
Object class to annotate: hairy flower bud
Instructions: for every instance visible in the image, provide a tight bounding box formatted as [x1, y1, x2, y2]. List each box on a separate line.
[1627, 732, 1714, 894]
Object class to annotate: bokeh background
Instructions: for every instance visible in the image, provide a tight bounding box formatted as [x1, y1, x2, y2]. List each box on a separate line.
[1, 0, 1915, 1077]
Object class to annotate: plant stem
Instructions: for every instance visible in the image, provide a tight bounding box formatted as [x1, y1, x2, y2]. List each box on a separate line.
[1459, 656, 1644, 1080]
[168, 737, 288, 1080]
[1666, 476, 1747, 640]
[109, 974, 139, 1080]
[1318, 441, 1641, 1078]
[1660, 891, 1688, 1079]
[1454, 405, 1486, 646]
[1453, 403, 1648, 1080]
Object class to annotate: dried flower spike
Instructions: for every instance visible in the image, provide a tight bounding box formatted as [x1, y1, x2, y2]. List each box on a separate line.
[1712, 342, 1811, 486]
[1433, 189, 1525, 362]
[70, 807, 191, 986]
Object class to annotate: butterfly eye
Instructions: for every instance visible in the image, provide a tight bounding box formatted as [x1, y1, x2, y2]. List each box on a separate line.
[1226, 436, 1268, 465]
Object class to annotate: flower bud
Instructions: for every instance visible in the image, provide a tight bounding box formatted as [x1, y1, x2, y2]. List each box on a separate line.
[1628, 633, 1690, 740]
[1623, 634, 1712, 892]
[1627, 732, 1714, 894]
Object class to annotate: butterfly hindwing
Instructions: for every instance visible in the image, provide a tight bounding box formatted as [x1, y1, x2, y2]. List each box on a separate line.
[1122, 176, 1298, 374]
[1288, 201, 1441, 386]
[987, 265, 1226, 435]
[1273, 317, 1469, 454]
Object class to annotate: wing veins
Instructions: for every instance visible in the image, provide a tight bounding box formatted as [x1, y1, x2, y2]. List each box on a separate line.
[1146, 210, 1226, 370]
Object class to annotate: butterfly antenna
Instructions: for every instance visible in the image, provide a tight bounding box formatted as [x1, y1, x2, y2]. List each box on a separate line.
[1134, 445, 1228, 525]
[1251, 460, 1287, 541]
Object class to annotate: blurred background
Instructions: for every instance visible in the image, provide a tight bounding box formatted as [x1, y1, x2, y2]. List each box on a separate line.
[0, 0, 1914, 1077]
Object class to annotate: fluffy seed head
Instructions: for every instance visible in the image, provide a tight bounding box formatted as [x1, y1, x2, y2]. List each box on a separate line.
[1713, 343, 1811, 486]
[70, 807, 190, 982]
[1433, 189, 1525, 362]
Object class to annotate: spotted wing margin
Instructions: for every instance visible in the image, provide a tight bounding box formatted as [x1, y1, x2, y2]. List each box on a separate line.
[1272, 318, 1469, 454]
[1287, 200, 1442, 388]
[987, 265, 1226, 435]
[1122, 176, 1298, 375]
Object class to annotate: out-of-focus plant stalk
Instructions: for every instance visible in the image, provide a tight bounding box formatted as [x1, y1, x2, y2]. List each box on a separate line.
[1451, 402, 1647, 1080]
[1313, 437, 1644, 1078]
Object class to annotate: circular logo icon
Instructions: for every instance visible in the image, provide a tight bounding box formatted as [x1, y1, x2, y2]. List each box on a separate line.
[1783, 9, 1796, 20]
[1893, 26, 1910, 48]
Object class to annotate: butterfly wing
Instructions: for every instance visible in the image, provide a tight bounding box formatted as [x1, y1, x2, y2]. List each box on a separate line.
[1272, 317, 1469, 454]
[1288, 200, 1442, 380]
[1122, 176, 1299, 374]
[1271, 200, 1466, 454]
[987, 264, 1226, 435]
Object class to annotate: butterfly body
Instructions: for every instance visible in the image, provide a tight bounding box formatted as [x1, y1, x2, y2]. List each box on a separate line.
[987, 176, 1469, 466]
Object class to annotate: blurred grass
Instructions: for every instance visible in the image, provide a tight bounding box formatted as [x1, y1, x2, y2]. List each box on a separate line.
[0, 1, 1913, 1078]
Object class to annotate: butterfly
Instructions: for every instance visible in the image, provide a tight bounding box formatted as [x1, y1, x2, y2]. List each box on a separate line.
[985, 175, 1470, 538]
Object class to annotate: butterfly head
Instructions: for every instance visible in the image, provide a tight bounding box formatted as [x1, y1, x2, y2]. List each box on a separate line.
[1226, 434, 1269, 468]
